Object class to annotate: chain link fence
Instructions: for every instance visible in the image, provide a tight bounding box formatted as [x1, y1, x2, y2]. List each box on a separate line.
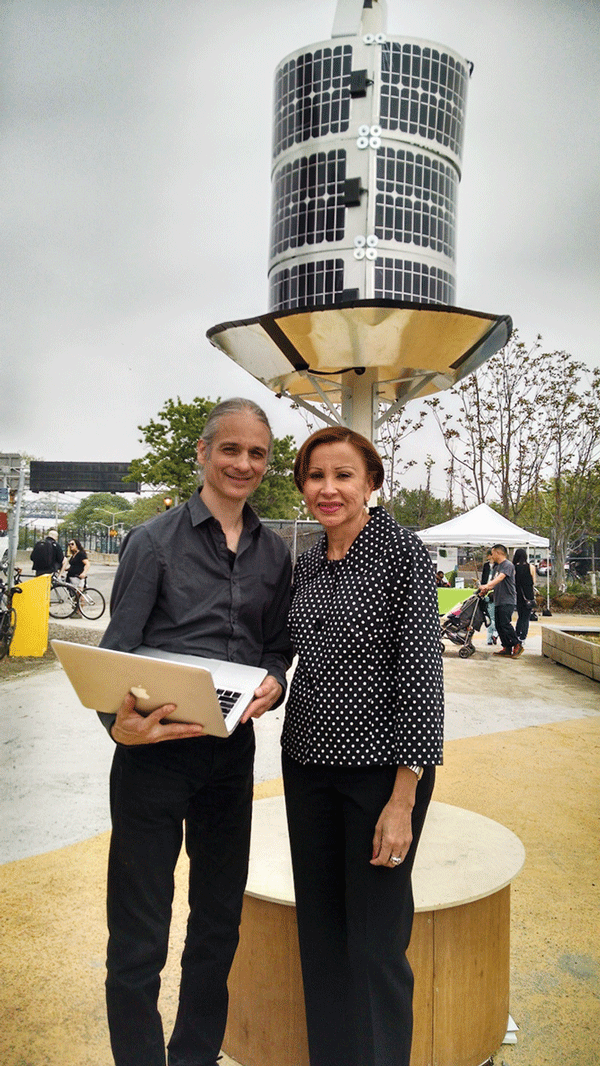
[262, 519, 322, 566]
[20, 519, 323, 567]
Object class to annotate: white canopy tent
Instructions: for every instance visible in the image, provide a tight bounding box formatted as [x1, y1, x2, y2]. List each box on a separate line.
[417, 503, 550, 609]
[417, 503, 549, 550]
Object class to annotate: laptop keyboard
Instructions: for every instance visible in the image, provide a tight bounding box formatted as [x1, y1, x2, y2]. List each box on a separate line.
[216, 688, 243, 714]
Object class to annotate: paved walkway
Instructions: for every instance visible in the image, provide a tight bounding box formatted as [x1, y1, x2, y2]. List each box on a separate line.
[1, 616, 599, 1065]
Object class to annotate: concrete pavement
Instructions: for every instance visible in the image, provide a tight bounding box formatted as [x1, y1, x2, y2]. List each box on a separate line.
[2, 617, 598, 864]
[1, 614, 599, 1065]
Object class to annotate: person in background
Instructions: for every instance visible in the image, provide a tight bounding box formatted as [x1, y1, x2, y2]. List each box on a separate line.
[282, 426, 443, 1066]
[30, 529, 64, 576]
[481, 549, 498, 645]
[436, 569, 450, 587]
[479, 544, 521, 657]
[60, 537, 91, 616]
[61, 538, 90, 587]
[98, 398, 293, 1066]
[513, 547, 537, 646]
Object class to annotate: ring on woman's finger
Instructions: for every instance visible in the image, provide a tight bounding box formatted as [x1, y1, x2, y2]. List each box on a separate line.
[390, 855, 403, 865]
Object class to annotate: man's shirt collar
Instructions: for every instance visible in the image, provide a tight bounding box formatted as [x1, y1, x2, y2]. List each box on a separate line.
[188, 489, 261, 534]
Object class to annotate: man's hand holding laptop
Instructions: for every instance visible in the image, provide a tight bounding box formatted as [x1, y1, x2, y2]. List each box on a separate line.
[112, 673, 283, 743]
[111, 693, 206, 745]
[240, 675, 282, 723]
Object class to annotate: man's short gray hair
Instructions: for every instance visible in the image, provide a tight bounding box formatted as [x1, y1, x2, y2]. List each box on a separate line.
[200, 398, 274, 461]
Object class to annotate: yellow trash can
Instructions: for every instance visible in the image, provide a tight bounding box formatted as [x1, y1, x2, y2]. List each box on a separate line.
[10, 575, 52, 657]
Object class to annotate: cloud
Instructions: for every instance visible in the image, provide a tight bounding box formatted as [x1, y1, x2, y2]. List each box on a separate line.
[1, 0, 599, 480]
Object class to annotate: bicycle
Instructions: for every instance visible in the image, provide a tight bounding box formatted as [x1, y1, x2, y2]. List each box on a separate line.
[49, 574, 106, 621]
[0, 561, 22, 583]
[0, 575, 22, 659]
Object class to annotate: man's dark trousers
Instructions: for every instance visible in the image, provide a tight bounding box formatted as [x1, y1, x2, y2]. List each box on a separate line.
[494, 602, 519, 649]
[106, 722, 255, 1066]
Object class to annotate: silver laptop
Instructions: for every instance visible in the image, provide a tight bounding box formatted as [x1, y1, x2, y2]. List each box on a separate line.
[51, 640, 267, 737]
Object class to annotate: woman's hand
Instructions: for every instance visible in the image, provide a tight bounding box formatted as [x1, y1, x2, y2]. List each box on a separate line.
[370, 767, 418, 868]
[110, 692, 206, 745]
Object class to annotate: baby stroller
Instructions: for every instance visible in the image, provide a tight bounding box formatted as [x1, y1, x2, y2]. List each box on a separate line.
[441, 594, 491, 658]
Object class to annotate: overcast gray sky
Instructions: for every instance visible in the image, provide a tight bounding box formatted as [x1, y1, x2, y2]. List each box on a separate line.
[2, 0, 599, 490]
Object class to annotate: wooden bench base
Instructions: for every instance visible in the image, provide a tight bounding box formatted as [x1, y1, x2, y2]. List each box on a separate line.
[224, 798, 523, 1066]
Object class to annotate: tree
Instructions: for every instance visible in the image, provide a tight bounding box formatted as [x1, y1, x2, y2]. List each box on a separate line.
[541, 361, 600, 578]
[125, 397, 218, 500]
[429, 335, 600, 579]
[249, 435, 301, 518]
[426, 332, 551, 519]
[377, 404, 426, 510]
[520, 465, 600, 585]
[59, 493, 132, 535]
[126, 396, 301, 519]
[123, 493, 177, 527]
[517, 369, 600, 579]
[391, 487, 457, 530]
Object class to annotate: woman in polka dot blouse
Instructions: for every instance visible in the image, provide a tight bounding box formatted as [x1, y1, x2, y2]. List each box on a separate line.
[282, 426, 444, 1066]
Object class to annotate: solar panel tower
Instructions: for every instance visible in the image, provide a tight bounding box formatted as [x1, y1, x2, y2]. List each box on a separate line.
[268, 0, 471, 312]
[207, 0, 511, 442]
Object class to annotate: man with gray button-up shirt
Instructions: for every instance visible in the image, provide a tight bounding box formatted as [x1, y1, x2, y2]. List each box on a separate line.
[479, 543, 520, 657]
[99, 399, 292, 1066]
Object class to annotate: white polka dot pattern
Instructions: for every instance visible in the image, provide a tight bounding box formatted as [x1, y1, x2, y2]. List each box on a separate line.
[282, 507, 444, 767]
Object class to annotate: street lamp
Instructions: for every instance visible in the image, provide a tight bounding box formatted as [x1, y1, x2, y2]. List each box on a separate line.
[94, 508, 123, 529]
[93, 509, 127, 553]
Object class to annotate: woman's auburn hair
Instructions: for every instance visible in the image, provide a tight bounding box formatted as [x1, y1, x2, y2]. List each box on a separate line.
[294, 426, 385, 492]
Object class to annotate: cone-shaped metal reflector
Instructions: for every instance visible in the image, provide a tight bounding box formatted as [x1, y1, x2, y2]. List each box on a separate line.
[207, 300, 512, 408]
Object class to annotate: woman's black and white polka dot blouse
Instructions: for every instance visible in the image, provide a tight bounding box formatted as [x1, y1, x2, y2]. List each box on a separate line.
[281, 506, 444, 768]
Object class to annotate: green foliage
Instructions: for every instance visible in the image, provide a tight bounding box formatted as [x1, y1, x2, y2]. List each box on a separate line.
[125, 396, 218, 500]
[390, 487, 458, 530]
[249, 435, 301, 519]
[122, 494, 176, 527]
[124, 396, 300, 520]
[428, 333, 600, 580]
[59, 493, 132, 533]
[519, 462, 600, 577]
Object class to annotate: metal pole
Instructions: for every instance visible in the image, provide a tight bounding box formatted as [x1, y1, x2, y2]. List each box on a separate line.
[7, 461, 26, 590]
[341, 369, 380, 505]
[341, 368, 379, 442]
[292, 520, 298, 568]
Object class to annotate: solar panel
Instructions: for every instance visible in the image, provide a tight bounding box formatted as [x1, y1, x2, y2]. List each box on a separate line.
[269, 260, 345, 310]
[379, 42, 469, 163]
[374, 147, 458, 260]
[269, 35, 469, 312]
[273, 45, 353, 159]
[271, 150, 347, 259]
[374, 257, 455, 304]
